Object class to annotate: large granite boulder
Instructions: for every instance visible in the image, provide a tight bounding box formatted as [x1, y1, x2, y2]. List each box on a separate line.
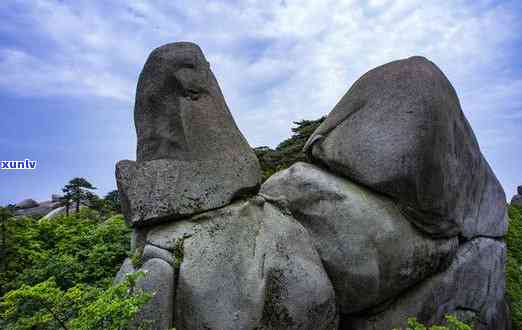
[304, 56, 507, 239]
[116, 198, 338, 329]
[116, 42, 261, 227]
[260, 162, 458, 314]
[343, 238, 509, 330]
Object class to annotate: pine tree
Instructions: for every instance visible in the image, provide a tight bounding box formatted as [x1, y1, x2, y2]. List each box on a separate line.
[61, 178, 97, 214]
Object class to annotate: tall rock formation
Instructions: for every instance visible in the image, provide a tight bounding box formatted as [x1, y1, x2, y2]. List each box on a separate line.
[116, 42, 261, 227]
[115, 46, 509, 330]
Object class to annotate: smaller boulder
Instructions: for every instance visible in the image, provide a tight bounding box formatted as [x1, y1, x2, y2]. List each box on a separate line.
[16, 198, 38, 209]
[344, 238, 508, 330]
[116, 158, 260, 227]
[260, 162, 458, 314]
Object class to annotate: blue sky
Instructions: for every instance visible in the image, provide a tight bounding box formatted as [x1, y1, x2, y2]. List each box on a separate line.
[0, 0, 521, 205]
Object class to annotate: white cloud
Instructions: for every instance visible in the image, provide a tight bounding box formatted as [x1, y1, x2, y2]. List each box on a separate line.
[0, 0, 521, 194]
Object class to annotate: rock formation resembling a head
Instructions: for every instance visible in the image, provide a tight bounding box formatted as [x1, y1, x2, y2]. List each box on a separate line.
[135, 42, 250, 163]
[117, 42, 261, 227]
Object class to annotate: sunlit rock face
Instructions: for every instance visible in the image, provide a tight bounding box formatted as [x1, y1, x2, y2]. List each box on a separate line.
[116, 42, 261, 227]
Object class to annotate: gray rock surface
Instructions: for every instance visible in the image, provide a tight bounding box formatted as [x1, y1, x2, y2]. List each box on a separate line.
[40, 205, 85, 220]
[518, 186, 522, 195]
[115, 257, 175, 330]
[16, 198, 38, 209]
[512, 194, 522, 208]
[15, 200, 61, 218]
[146, 198, 338, 330]
[117, 157, 259, 227]
[260, 162, 458, 314]
[304, 56, 507, 239]
[344, 238, 509, 330]
[114, 257, 136, 284]
[117, 42, 261, 227]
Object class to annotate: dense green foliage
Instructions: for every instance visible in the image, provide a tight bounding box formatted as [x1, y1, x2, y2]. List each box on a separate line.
[0, 209, 130, 294]
[507, 204, 522, 330]
[393, 315, 472, 330]
[0, 204, 151, 329]
[104, 190, 122, 213]
[1, 272, 151, 330]
[254, 117, 324, 181]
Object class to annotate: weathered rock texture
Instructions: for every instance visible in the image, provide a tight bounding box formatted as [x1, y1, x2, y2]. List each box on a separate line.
[115, 49, 509, 330]
[118, 199, 338, 330]
[343, 238, 509, 330]
[115, 257, 174, 330]
[260, 162, 458, 314]
[116, 42, 260, 227]
[304, 56, 507, 239]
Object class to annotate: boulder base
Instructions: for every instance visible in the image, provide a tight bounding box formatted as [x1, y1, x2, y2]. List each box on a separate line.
[117, 198, 338, 329]
[343, 238, 509, 330]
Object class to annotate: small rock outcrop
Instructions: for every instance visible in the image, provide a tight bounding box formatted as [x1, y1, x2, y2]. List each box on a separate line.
[16, 198, 38, 209]
[114, 45, 509, 330]
[14, 197, 61, 218]
[304, 56, 507, 239]
[511, 185, 522, 207]
[116, 42, 261, 227]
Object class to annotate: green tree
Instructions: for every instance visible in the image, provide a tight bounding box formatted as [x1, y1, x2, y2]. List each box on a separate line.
[59, 193, 73, 217]
[393, 315, 472, 330]
[0, 211, 131, 296]
[0, 272, 151, 330]
[507, 203, 522, 329]
[104, 190, 121, 213]
[0, 205, 15, 273]
[254, 117, 325, 181]
[62, 178, 97, 213]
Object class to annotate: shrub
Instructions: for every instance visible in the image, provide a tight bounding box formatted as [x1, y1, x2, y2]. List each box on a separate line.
[507, 204, 522, 329]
